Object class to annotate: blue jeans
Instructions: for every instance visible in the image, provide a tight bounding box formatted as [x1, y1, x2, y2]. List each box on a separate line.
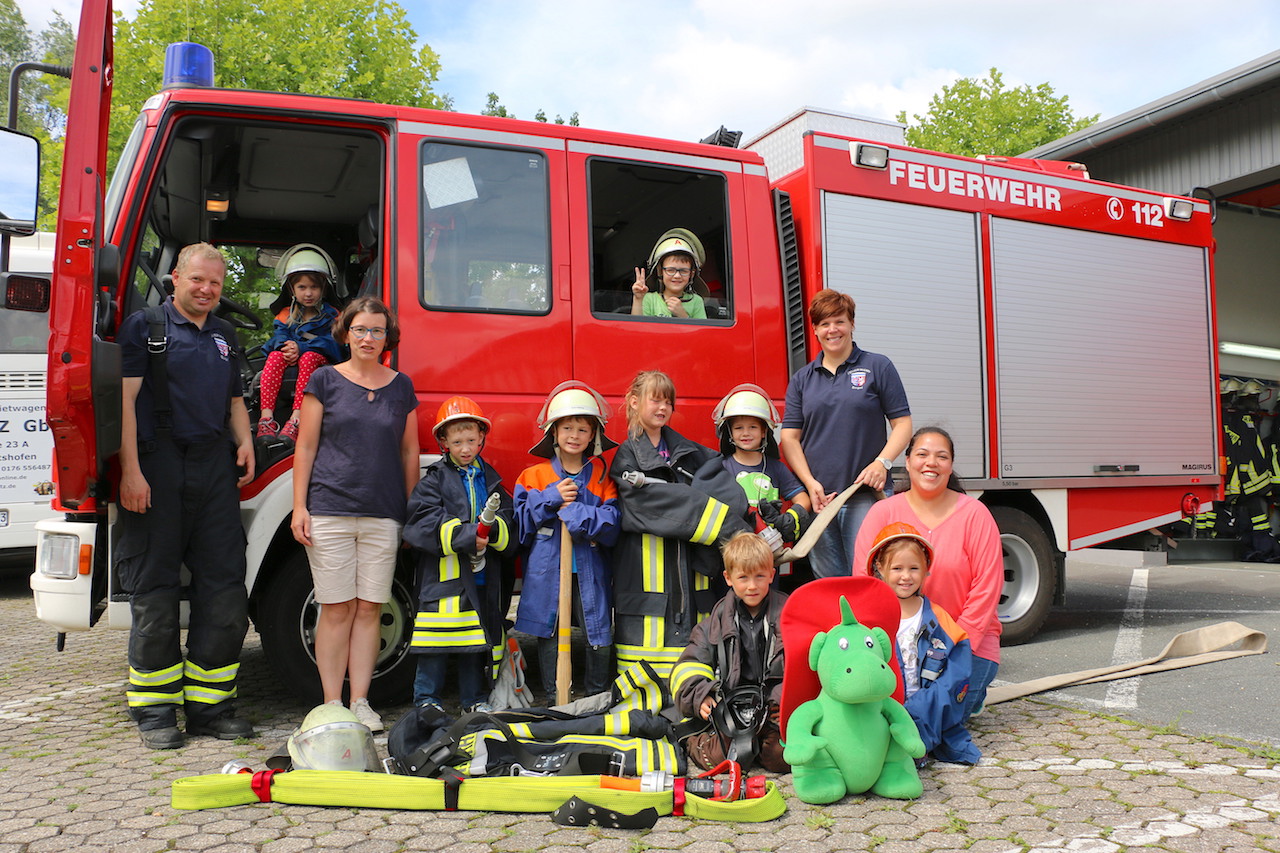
[413, 652, 488, 709]
[966, 656, 999, 720]
[808, 490, 878, 579]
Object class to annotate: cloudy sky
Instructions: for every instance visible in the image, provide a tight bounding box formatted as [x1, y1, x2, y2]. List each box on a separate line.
[16, 0, 1280, 143]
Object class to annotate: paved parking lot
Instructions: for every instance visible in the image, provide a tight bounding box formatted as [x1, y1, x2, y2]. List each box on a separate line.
[2, 571, 1278, 853]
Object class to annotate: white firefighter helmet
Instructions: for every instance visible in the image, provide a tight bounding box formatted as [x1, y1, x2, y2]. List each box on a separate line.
[530, 380, 619, 458]
[270, 243, 339, 312]
[644, 227, 711, 297]
[286, 703, 380, 772]
[275, 243, 337, 284]
[712, 383, 782, 458]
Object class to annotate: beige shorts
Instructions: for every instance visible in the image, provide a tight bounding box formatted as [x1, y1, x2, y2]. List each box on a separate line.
[305, 515, 402, 604]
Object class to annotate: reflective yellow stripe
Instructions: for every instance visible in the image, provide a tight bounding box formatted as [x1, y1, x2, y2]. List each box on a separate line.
[184, 685, 236, 705]
[691, 500, 728, 546]
[610, 663, 666, 712]
[489, 517, 510, 551]
[412, 596, 487, 648]
[440, 518, 462, 556]
[615, 644, 683, 680]
[641, 534, 663, 593]
[129, 662, 183, 687]
[604, 712, 630, 735]
[184, 660, 238, 683]
[126, 690, 182, 708]
[670, 659, 714, 696]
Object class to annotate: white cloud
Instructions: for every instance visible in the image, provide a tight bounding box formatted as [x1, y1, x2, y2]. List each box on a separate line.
[15, 0, 1279, 148]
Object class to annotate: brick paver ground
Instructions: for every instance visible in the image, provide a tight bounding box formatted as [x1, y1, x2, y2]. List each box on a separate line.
[2, 584, 1277, 852]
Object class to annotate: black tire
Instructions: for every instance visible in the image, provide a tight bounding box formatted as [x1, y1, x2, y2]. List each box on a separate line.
[255, 547, 417, 705]
[990, 505, 1057, 646]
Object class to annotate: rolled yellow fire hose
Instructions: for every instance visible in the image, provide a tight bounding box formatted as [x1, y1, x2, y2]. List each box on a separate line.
[171, 770, 786, 822]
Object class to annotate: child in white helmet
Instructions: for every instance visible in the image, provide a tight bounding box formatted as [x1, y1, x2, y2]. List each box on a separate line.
[514, 382, 621, 703]
[257, 244, 341, 444]
[712, 384, 812, 546]
[630, 228, 711, 319]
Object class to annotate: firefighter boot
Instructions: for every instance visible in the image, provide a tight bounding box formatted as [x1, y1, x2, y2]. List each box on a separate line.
[127, 591, 185, 749]
[183, 585, 253, 739]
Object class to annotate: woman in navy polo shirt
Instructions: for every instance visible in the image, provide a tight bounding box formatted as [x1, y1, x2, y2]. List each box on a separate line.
[779, 289, 912, 578]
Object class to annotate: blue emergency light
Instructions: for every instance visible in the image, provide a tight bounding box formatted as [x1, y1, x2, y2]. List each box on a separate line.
[163, 42, 214, 88]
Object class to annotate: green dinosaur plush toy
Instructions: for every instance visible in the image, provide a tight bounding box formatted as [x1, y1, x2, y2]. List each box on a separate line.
[783, 596, 925, 803]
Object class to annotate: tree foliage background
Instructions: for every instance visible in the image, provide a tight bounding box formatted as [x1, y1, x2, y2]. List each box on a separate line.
[109, 0, 451, 169]
[2, 0, 75, 229]
[896, 68, 1098, 157]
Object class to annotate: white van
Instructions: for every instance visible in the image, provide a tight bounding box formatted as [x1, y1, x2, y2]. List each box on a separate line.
[1, 232, 56, 563]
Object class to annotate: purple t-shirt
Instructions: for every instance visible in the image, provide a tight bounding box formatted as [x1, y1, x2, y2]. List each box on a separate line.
[304, 366, 419, 522]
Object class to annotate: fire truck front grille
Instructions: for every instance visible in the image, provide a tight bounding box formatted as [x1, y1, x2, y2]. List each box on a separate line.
[0, 372, 46, 391]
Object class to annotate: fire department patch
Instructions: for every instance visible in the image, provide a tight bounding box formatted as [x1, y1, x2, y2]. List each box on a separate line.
[213, 333, 230, 361]
[850, 369, 870, 389]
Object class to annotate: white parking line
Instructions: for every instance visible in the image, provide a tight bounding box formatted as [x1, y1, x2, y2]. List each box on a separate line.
[1104, 568, 1147, 710]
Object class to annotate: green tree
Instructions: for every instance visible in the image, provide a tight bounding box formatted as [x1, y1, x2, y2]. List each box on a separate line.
[486, 95, 578, 125]
[896, 68, 1098, 157]
[100, 0, 452, 324]
[0, 0, 34, 120]
[109, 0, 450, 171]
[0, 0, 74, 229]
[32, 14, 75, 230]
[482, 92, 513, 118]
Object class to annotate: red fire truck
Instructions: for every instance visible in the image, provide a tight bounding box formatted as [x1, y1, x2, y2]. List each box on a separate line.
[18, 0, 1221, 702]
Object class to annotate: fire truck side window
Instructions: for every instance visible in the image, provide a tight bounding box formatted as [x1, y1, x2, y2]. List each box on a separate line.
[587, 159, 731, 320]
[419, 142, 551, 314]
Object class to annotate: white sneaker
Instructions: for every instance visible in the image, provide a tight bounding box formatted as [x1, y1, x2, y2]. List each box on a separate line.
[350, 697, 384, 732]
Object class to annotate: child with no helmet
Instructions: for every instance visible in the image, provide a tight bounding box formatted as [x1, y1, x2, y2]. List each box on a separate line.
[514, 382, 621, 704]
[256, 244, 342, 444]
[866, 522, 981, 764]
[609, 370, 764, 679]
[670, 531, 788, 772]
[403, 396, 515, 713]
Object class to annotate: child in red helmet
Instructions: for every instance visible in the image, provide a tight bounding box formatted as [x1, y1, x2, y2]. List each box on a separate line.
[403, 396, 515, 713]
[867, 522, 981, 765]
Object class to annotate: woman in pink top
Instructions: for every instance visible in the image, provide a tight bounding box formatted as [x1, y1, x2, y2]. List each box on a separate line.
[853, 426, 1002, 719]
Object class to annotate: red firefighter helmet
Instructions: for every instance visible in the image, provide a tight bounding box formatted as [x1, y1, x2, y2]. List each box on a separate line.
[433, 396, 491, 441]
[865, 522, 934, 576]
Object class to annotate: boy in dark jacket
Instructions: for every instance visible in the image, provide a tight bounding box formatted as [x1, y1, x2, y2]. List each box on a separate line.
[404, 396, 515, 713]
[670, 531, 788, 772]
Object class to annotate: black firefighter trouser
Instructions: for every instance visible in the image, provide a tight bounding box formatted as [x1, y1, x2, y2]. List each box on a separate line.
[115, 436, 248, 731]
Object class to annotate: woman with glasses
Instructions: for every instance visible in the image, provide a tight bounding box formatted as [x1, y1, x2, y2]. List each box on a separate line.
[290, 296, 420, 731]
[630, 227, 711, 319]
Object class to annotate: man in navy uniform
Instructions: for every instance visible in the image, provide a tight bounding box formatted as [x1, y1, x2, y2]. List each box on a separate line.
[116, 242, 256, 749]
